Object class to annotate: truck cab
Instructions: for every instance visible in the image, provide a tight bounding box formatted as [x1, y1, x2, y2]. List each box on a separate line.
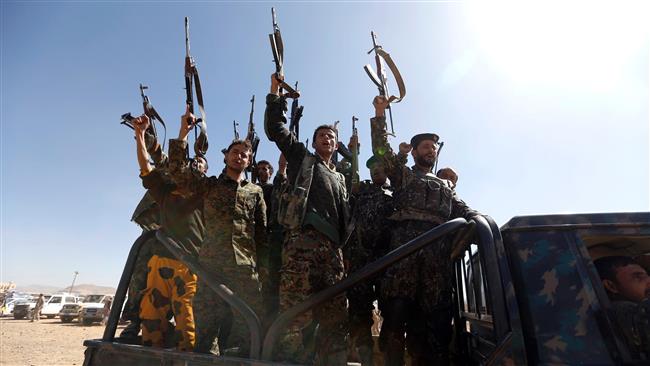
[453, 212, 650, 365]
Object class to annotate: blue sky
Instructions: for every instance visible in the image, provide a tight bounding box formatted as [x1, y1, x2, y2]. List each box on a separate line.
[2, 1, 648, 288]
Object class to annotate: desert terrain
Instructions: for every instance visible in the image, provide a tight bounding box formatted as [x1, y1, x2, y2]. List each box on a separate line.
[0, 316, 119, 366]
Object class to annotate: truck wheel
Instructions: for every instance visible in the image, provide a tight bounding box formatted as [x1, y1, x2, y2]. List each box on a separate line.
[82, 318, 93, 326]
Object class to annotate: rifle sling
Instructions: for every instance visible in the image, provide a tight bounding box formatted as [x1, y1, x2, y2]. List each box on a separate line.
[376, 49, 406, 103]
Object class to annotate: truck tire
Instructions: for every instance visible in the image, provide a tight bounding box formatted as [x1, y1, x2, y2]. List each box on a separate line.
[82, 318, 93, 326]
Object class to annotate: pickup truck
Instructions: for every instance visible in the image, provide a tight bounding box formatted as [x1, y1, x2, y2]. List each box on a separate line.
[82, 212, 649, 365]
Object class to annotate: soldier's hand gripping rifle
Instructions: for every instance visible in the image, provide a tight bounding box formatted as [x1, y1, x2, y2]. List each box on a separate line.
[269, 7, 300, 99]
[246, 95, 261, 183]
[363, 31, 406, 135]
[184, 16, 208, 157]
[120, 84, 167, 165]
[289, 81, 304, 139]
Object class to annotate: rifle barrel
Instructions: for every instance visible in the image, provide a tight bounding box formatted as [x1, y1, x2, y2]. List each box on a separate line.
[184, 17, 191, 57]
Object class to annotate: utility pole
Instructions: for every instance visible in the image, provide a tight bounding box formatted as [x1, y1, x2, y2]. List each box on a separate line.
[69, 271, 79, 294]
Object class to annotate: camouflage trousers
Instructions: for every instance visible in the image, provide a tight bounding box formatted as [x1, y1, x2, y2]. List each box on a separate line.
[140, 255, 197, 351]
[379, 221, 454, 366]
[276, 228, 348, 365]
[123, 234, 156, 322]
[193, 262, 264, 357]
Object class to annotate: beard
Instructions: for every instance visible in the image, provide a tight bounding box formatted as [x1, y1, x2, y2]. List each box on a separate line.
[414, 154, 435, 168]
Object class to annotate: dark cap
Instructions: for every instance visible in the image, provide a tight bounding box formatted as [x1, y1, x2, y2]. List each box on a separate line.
[410, 133, 439, 149]
[366, 155, 383, 169]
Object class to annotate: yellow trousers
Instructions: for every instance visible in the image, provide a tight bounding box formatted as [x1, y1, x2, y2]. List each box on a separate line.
[139, 255, 197, 351]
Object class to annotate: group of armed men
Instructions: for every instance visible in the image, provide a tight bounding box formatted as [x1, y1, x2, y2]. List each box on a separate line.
[119, 73, 479, 366]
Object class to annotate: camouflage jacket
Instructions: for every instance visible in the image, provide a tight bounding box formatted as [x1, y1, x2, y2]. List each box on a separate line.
[265, 94, 350, 246]
[141, 169, 205, 258]
[370, 116, 477, 224]
[168, 139, 268, 273]
[348, 180, 394, 261]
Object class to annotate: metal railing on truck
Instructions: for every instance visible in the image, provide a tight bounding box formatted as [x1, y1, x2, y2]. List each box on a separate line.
[97, 217, 476, 362]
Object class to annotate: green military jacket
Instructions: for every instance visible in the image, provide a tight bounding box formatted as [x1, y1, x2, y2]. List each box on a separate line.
[264, 94, 350, 246]
[370, 115, 478, 223]
[168, 139, 268, 273]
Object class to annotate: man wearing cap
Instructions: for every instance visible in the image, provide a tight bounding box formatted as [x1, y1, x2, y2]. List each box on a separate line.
[346, 154, 394, 365]
[370, 95, 480, 365]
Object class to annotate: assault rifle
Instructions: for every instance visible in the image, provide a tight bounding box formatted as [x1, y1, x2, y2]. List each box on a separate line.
[363, 31, 406, 135]
[289, 81, 304, 139]
[184, 16, 208, 157]
[233, 120, 240, 141]
[120, 84, 167, 163]
[220, 121, 241, 155]
[350, 116, 360, 190]
[269, 8, 300, 99]
[246, 95, 261, 183]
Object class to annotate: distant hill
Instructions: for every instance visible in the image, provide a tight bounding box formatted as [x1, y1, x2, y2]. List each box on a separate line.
[14, 284, 116, 295]
[14, 284, 62, 294]
[59, 284, 116, 295]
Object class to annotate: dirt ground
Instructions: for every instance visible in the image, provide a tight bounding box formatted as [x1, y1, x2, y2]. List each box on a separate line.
[0, 316, 123, 366]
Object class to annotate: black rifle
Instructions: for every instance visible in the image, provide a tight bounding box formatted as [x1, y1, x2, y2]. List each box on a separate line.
[246, 95, 261, 183]
[120, 84, 167, 159]
[350, 116, 360, 190]
[269, 8, 300, 99]
[289, 81, 304, 139]
[184, 17, 208, 157]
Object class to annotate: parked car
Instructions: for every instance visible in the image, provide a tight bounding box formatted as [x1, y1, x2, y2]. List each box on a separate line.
[1, 292, 31, 317]
[79, 295, 113, 325]
[59, 303, 83, 323]
[41, 293, 82, 319]
[12, 298, 36, 320]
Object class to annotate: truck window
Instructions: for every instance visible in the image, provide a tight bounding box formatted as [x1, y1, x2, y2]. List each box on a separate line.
[583, 234, 650, 362]
[48, 296, 62, 304]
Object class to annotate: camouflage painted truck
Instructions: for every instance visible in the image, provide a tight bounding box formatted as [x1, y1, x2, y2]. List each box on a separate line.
[82, 212, 650, 365]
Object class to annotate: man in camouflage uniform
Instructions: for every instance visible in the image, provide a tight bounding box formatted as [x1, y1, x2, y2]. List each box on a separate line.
[346, 155, 394, 365]
[265, 74, 350, 365]
[131, 114, 206, 351]
[169, 108, 267, 356]
[595, 256, 650, 359]
[371, 95, 479, 365]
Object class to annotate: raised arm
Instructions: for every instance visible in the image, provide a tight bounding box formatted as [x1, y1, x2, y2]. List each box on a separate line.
[167, 106, 211, 196]
[133, 114, 154, 176]
[370, 95, 408, 188]
[264, 74, 306, 165]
